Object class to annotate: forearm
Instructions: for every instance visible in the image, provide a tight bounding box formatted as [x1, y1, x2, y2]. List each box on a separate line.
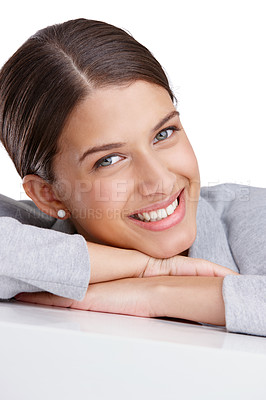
[87, 242, 149, 283]
[153, 276, 225, 326]
[15, 273, 226, 325]
[87, 242, 236, 285]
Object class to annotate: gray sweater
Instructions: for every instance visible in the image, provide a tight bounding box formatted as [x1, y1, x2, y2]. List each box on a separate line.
[0, 183, 265, 337]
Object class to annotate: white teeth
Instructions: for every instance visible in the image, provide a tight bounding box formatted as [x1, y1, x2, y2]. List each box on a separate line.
[142, 212, 151, 221]
[134, 196, 180, 222]
[166, 204, 175, 216]
[160, 209, 168, 218]
[149, 211, 158, 221]
[157, 209, 164, 220]
[137, 213, 144, 221]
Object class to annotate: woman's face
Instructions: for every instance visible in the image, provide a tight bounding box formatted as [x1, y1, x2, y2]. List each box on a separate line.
[53, 80, 201, 258]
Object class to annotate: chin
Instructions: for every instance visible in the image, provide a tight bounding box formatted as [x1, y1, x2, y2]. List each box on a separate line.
[139, 244, 185, 259]
[139, 229, 197, 259]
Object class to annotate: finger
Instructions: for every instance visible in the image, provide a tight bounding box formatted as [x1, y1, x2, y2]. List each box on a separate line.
[165, 256, 214, 277]
[194, 259, 239, 277]
[174, 257, 239, 277]
[15, 292, 74, 308]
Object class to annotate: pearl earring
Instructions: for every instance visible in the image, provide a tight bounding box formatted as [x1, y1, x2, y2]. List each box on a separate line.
[57, 209, 66, 219]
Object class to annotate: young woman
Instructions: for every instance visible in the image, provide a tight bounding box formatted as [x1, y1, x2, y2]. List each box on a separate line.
[0, 18, 265, 337]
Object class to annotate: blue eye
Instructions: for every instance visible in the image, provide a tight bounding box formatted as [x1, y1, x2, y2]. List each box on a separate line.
[153, 127, 177, 144]
[94, 126, 179, 170]
[95, 154, 123, 169]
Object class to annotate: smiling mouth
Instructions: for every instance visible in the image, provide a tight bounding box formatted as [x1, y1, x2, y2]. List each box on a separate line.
[129, 193, 181, 222]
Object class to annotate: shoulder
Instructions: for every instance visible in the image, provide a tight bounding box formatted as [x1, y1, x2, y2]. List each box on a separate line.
[200, 183, 266, 275]
[199, 182, 266, 218]
[0, 193, 77, 233]
[0, 192, 55, 228]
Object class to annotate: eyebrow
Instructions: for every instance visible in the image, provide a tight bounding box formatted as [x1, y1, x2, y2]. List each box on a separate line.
[78, 110, 180, 164]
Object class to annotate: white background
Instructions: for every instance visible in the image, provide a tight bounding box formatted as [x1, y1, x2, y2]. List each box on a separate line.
[0, 0, 265, 200]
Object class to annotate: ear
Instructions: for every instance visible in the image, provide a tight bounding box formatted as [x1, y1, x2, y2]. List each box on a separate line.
[22, 175, 70, 220]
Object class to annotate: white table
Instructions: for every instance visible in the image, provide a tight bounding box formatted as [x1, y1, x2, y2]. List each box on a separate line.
[0, 300, 265, 400]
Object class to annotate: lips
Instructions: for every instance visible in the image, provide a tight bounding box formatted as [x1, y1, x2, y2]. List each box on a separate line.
[128, 188, 186, 231]
[128, 188, 183, 217]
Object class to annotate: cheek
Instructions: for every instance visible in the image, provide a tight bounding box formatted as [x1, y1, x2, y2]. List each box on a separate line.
[168, 142, 199, 178]
[74, 178, 130, 212]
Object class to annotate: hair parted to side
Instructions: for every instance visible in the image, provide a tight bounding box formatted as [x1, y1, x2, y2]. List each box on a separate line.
[0, 18, 176, 184]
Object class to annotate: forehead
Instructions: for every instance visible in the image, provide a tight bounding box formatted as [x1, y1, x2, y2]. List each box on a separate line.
[58, 80, 175, 153]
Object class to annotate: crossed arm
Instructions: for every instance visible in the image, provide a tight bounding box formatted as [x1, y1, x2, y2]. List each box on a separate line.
[15, 241, 237, 326]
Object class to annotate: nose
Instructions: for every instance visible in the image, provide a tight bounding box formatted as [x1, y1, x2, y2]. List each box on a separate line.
[136, 152, 177, 198]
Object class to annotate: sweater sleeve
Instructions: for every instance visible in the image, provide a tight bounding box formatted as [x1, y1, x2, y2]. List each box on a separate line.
[221, 183, 266, 336]
[222, 275, 266, 336]
[0, 217, 90, 301]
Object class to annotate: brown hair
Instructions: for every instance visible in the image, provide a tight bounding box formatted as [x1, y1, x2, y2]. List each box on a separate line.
[0, 18, 176, 184]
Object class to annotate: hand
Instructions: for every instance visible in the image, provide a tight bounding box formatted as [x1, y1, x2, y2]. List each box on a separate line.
[141, 255, 239, 279]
